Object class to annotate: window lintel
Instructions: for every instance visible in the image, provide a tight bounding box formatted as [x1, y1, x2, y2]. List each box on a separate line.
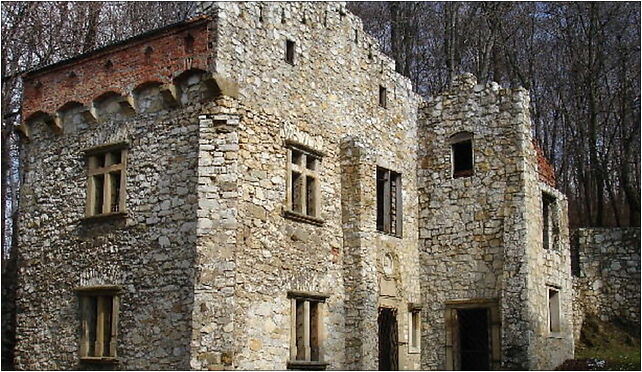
[287, 290, 329, 302]
[448, 131, 474, 144]
[285, 140, 324, 158]
[74, 285, 122, 295]
[82, 141, 129, 156]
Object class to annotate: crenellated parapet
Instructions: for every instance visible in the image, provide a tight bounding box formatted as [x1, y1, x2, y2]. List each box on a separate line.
[19, 15, 237, 139]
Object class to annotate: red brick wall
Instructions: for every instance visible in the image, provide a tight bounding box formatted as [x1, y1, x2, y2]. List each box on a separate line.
[22, 18, 212, 121]
[533, 139, 557, 188]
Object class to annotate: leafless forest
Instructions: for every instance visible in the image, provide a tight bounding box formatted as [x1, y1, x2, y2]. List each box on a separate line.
[1, 1, 640, 258]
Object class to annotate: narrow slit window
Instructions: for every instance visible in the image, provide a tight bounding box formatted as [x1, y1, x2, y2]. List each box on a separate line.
[542, 192, 558, 250]
[286, 39, 295, 65]
[409, 308, 421, 353]
[291, 171, 303, 213]
[548, 288, 561, 333]
[376, 167, 402, 236]
[184, 34, 195, 54]
[450, 132, 474, 178]
[379, 85, 387, 108]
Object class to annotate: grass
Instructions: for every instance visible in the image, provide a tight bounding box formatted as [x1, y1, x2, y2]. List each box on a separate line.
[556, 316, 641, 371]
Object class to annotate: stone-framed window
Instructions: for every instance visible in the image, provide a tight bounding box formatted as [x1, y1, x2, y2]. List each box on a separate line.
[76, 286, 120, 362]
[285, 144, 322, 224]
[548, 287, 561, 334]
[542, 191, 559, 250]
[449, 132, 474, 178]
[285, 39, 295, 65]
[287, 291, 329, 370]
[379, 85, 387, 108]
[408, 303, 422, 354]
[84, 143, 128, 218]
[376, 167, 402, 236]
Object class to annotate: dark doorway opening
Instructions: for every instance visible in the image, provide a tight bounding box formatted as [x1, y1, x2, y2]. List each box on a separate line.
[458, 308, 490, 370]
[378, 307, 399, 370]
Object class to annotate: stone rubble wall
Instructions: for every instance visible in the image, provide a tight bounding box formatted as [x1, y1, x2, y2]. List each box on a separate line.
[523, 181, 574, 368]
[13, 83, 215, 369]
[211, 1, 421, 370]
[418, 73, 574, 370]
[572, 228, 641, 341]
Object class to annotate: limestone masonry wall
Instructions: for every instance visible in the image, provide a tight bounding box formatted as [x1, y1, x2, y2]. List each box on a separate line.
[212, 2, 420, 369]
[572, 228, 641, 341]
[15, 98, 211, 369]
[418, 73, 574, 370]
[13, 1, 581, 371]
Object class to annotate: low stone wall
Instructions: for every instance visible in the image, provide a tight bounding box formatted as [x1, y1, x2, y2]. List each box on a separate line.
[572, 228, 641, 341]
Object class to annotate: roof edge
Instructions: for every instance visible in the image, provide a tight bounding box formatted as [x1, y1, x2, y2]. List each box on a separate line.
[23, 15, 211, 79]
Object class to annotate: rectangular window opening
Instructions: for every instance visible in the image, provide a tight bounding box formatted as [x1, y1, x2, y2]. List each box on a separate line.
[86, 146, 126, 217]
[291, 171, 303, 213]
[379, 85, 387, 108]
[376, 167, 402, 236]
[287, 146, 322, 221]
[289, 293, 328, 369]
[286, 39, 295, 65]
[79, 292, 119, 360]
[306, 176, 316, 217]
[93, 174, 104, 216]
[452, 140, 473, 178]
[542, 192, 557, 250]
[409, 310, 421, 353]
[109, 172, 121, 212]
[548, 288, 561, 333]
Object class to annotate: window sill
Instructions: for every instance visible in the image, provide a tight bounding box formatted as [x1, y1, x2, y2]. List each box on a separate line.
[548, 332, 564, 339]
[453, 171, 474, 179]
[287, 360, 329, 370]
[375, 229, 402, 239]
[80, 211, 127, 224]
[80, 356, 119, 364]
[408, 347, 421, 354]
[283, 210, 324, 226]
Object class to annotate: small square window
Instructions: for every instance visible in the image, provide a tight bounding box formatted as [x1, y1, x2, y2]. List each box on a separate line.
[85, 145, 127, 217]
[77, 288, 120, 362]
[379, 85, 387, 108]
[548, 288, 561, 333]
[288, 292, 329, 370]
[286, 145, 322, 223]
[286, 39, 295, 65]
[376, 167, 402, 236]
[450, 132, 474, 178]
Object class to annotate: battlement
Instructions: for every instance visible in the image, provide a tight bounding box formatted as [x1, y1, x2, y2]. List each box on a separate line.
[20, 2, 416, 139]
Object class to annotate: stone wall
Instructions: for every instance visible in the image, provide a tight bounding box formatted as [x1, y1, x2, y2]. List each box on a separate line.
[13, 77, 222, 369]
[13, 1, 582, 370]
[572, 228, 641, 341]
[211, 1, 421, 370]
[418, 73, 574, 370]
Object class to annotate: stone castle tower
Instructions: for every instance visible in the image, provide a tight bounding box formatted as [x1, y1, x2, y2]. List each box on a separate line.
[14, 2, 573, 370]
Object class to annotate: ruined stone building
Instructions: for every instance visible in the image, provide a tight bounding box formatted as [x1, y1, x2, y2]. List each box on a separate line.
[13, 2, 576, 370]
